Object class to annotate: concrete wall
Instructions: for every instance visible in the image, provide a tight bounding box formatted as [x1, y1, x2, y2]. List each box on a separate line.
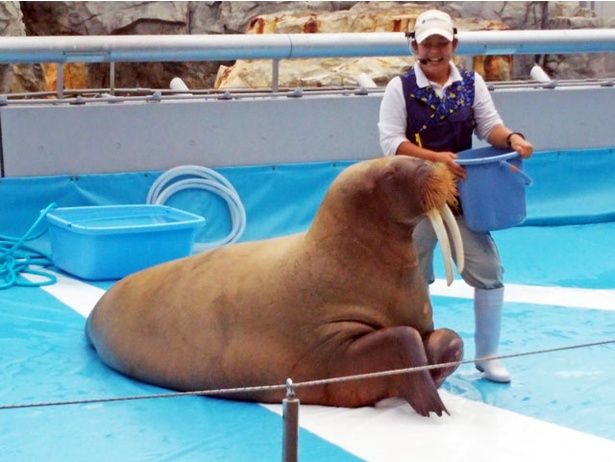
[1, 84, 614, 177]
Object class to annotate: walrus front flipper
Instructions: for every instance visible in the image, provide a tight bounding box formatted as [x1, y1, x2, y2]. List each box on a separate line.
[423, 328, 464, 388]
[302, 326, 452, 417]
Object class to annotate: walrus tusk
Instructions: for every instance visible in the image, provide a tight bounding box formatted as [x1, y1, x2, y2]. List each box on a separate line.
[426, 205, 464, 286]
[427, 208, 454, 286]
[439, 204, 464, 275]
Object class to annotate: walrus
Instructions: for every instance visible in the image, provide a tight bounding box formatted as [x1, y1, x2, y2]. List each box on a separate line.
[86, 156, 465, 417]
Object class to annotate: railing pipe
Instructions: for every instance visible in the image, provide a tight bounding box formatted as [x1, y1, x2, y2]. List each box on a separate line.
[272, 59, 280, 92]
[457, 29, 615, 55]
[0, 29, 613, 65]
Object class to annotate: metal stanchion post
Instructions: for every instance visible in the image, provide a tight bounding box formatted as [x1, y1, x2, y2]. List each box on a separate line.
[272, 59, 280, 93]
[56, 63, 64, 99]
[282, 378, 299, 462]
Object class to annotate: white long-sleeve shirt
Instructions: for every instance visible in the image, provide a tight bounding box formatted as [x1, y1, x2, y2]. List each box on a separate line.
[378, 62, 503, 156]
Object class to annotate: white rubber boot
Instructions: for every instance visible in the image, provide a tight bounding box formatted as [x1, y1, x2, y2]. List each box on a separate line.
[474, 287, 511, 383]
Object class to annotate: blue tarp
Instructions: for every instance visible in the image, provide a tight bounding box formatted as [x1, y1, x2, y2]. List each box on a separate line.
[1, 148, 614, 238]
[1, 148, 614, 288]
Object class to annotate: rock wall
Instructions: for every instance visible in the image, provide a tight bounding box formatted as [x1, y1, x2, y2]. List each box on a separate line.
[215, 2, 511, 89]
[0, 2, 46, 93]
[0, 1, 612, 94]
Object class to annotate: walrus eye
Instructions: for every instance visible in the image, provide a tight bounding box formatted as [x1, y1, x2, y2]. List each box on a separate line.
[426, 205, 464, 286]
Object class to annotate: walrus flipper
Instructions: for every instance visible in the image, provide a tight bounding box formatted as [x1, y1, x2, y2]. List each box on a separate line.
[297, 326, 453, 417]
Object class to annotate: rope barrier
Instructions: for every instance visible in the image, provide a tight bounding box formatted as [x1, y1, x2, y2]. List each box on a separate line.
[0, 203, 57, 290]
[1, 338, 613, 412]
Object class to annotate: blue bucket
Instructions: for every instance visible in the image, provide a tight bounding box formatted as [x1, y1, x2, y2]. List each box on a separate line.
[456, 147, 533, 232]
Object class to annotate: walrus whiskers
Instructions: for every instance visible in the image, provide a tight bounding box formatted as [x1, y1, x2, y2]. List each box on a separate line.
[420, 161, 458, 211]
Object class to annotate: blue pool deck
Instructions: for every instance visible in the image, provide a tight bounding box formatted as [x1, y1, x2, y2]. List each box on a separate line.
[1, 147, 614, 461]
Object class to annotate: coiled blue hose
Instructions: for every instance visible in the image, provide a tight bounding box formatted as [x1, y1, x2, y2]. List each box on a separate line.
[146, 165, 246, 252]
[0, 203, 58, 290]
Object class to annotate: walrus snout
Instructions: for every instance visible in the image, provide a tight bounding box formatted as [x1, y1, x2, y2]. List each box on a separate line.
[374, 157, 464, 286]
[381, 157, 464, 286]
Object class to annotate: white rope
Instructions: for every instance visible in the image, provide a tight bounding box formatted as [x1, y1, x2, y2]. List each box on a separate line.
[1, 338, 613, 412]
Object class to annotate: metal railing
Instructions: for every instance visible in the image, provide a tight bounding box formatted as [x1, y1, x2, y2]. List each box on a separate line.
[1, 29, 615, 96]
[2, 29, 615, 63]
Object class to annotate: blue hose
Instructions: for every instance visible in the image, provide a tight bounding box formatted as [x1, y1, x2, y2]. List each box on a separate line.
[0, 203, 58, 290]
[146, 165, 246, 252]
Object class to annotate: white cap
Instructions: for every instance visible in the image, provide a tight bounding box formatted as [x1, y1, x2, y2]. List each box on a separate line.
[413, 10, 455, 44]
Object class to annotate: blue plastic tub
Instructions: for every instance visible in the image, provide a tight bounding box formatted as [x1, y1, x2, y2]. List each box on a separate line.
[46, 204, 205, 280]
[456, 147, 533, 232]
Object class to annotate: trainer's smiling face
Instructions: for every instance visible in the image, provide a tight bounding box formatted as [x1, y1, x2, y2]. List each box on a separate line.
[412, 35, 458, 84]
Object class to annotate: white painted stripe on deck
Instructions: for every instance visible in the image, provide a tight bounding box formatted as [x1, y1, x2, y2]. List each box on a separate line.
[263, 393, 615, 462]
[23, 271, 105, 317]
[431, 278, 615, 311]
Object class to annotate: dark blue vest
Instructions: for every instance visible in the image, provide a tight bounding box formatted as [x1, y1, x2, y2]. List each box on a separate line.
[401, 67, 476, 153]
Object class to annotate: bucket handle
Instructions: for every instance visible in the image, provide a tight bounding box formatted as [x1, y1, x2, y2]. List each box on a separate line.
[499, 160, 533, 186]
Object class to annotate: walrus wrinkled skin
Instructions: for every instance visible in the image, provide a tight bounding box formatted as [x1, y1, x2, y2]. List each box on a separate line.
[86, 156, 463, 417]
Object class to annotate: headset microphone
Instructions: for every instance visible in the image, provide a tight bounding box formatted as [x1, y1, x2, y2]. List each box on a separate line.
[410, 46, 429, 65]
[405, 32, 429, 65]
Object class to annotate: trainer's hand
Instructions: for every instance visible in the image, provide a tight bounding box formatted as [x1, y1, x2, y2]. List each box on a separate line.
[434, 151, 466, 180]
[510, 135, 534, 159]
